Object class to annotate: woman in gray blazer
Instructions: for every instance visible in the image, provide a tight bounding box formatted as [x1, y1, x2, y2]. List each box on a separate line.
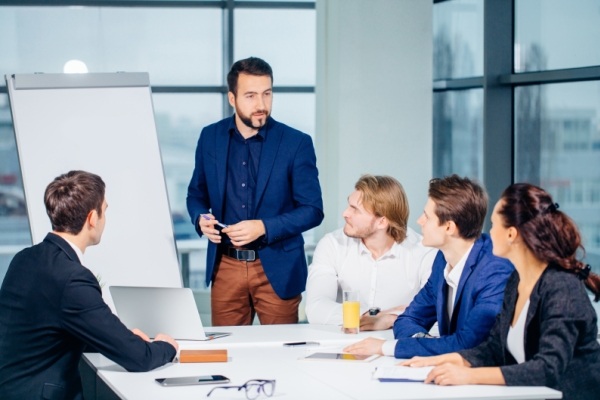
[401, 183, 600, 400]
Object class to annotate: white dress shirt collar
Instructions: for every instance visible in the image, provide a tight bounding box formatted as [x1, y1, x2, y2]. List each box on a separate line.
[444, 243, 474, 319]
[358, 239, 400, 261]
[63, 237, 85, 265]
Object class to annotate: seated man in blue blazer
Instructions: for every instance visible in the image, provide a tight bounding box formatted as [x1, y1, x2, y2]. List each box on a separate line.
[0, 171, 178, 400]
[345, 175, 514, 358]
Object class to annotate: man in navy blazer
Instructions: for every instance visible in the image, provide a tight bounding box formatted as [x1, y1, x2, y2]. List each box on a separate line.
[0, 171, 177, 400]
[345, 175, 513, 358]
[187, 57, 323, 326]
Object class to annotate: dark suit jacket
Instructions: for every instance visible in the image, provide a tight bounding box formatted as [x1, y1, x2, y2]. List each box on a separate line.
[0, 233, 176, 400]
[392, 234, 514, 358]
[459, 266, 600, 400]
[186, 116, 324, 298]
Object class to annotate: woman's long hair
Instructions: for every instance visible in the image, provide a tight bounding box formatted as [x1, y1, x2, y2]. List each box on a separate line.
[499, 183, 600, 301]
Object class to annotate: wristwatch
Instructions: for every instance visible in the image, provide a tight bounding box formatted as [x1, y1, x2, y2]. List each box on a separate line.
[411, 332, 430, 338]
[368, 307, 381, 316]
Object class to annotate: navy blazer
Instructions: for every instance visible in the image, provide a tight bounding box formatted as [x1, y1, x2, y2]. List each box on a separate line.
[0, 234, 176, 400]
[187, 116, 324, 298]
[459, 267, 600, 400]
[392, 234, 514, 358]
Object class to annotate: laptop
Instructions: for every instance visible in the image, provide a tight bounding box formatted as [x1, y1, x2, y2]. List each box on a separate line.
[110, 286, 231, 341]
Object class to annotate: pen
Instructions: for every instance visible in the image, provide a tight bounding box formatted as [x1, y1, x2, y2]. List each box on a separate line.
[201, 214, 229, 229]
[283, 341, 320, 347]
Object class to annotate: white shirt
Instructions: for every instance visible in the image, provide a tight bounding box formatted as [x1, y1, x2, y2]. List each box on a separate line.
[443, 244, 473, 320]
[507, 299, 530, 364]
[63, 237, 85, 265]
[305, 227, 437, 325]
[381, 244, 474, 356]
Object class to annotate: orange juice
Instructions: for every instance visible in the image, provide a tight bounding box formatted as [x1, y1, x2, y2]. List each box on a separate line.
[343, 301, 360, 329]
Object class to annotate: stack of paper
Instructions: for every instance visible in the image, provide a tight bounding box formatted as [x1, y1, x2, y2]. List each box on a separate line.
[373, 366, 434, 382]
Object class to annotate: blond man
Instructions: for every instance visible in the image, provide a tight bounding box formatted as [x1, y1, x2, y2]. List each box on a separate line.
[305, 175, 437, 329]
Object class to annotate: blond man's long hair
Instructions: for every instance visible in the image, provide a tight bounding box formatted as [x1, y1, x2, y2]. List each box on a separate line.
[355, 174, 409, 243]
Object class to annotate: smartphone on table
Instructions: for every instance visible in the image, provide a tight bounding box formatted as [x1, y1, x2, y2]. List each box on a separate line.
[155, 375, 230, 386]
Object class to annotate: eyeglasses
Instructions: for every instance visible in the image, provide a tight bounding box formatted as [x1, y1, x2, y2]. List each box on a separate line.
[207, 379, 276, 400]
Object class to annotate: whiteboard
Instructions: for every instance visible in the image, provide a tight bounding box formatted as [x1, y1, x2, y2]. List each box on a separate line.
[6, 73, 182, 310]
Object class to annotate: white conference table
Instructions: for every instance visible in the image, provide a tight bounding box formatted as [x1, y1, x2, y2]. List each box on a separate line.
[83, 325, 562, 400]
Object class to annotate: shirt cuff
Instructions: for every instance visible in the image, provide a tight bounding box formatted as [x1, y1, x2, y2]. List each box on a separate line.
[382, 340, 398, 357]
[387, 309, 405, 316]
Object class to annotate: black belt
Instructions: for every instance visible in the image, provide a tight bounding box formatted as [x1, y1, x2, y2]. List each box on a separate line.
[223, 247, 258, 261]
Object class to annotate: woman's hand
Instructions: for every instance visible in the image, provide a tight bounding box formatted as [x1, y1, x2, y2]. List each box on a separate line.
[425, 363, 475, 386]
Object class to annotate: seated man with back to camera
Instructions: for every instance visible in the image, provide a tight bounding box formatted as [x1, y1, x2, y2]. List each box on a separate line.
[305, 175, 437, 329]
[345, 175, 514, 358]
[0, 170, 178, 400]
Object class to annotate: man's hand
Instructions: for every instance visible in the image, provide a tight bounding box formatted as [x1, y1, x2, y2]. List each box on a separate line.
[199, 214, 221, 244]
[343, 337, 385, 355]
[154, 333, 179, 353]
[360, 313, 397, 331]
[131, 328, 150, 342]
[222, 220, 265, 246]
[381, 305, 407, 315]
[398, 352, 468, 368]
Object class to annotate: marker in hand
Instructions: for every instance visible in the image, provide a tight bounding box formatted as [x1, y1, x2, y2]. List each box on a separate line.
[201, 214, 229, 229]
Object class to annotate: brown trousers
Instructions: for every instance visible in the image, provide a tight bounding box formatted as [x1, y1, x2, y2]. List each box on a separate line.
[211, 255, 301, 326]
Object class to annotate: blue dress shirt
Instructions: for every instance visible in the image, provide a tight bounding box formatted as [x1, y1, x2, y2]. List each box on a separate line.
[222, 118, 265, 247]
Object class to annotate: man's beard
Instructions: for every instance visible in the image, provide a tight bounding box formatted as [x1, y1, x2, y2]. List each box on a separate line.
[343, 217, 378, 239]
[237, 106, 270, 129]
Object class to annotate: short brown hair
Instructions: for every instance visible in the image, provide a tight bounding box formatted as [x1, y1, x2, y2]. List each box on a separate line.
[355, 175, 409, 243]
[44, 170, 105, 235]
[227, 57, 273, 96]
[428, 175, 488, 240]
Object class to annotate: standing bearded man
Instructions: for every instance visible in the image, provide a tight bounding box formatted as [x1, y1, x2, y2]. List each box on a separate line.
[187, 57, 324, 326]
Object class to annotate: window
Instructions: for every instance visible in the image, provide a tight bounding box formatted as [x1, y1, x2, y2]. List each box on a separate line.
[514, 0, 600, 73]
[0, 7, 222, 85]
[433, 89, 483, 181]
[433, 0, 483, 80]
[433, 0, 484, 183]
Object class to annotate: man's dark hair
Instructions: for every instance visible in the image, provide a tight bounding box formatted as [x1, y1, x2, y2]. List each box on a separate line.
[227, 57, 273, 96]
[44, 170, 105, 235]
[428, 174, 488, 240]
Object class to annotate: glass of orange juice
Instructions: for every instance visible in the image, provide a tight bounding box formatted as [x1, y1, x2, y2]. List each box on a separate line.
[343, 291, 360, 334]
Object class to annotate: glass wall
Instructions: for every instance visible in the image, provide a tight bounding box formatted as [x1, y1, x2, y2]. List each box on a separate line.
[433, 0, 483, 181]
[514, 0, 600, 73]
[433, 89, 483, 181]
[433, 0, 483, 80]
[0, 7, 222, 84]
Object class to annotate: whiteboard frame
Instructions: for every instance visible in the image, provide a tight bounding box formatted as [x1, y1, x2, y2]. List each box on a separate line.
[6, 72, 184, 309]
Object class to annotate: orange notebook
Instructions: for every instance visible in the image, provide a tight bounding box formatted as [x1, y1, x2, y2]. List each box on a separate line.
[179, 349, 228, 363]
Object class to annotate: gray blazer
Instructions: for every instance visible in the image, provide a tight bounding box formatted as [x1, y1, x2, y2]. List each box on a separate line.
[459, 265, 600, 400]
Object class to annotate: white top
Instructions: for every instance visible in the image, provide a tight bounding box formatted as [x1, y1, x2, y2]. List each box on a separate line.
[507, 299, 530, 364]
[305, 227, 437, 325]
[443, 244, 473, 320]
[381, 245, 475, 356]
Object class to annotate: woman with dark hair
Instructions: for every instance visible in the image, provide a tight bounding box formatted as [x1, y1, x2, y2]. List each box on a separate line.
[401, 183, 600, 399]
